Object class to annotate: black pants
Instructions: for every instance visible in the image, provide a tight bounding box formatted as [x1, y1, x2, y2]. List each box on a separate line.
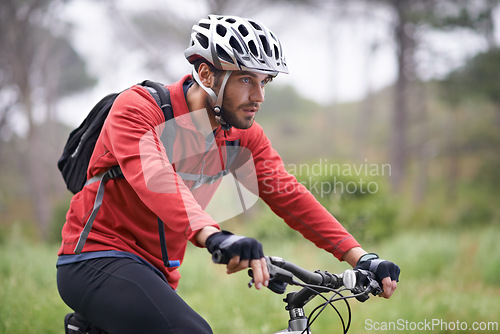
[57, 257, 212, 334]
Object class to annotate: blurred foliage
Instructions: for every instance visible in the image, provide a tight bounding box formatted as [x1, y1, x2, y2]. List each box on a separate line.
[50, 35, 98, 97]
[441, 48, 500, 105]
[477, 229, 500, 285]
[0, 225, 71, 334]
[48, 195, 72, 244]
[293, 162, 398, 244]
[420, 0, 497, 31]
[0, 0, 97, 121]
[0, 0, 97, 240]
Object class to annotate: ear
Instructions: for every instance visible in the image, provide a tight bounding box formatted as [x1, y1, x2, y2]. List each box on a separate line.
[198, 63, 215, 88]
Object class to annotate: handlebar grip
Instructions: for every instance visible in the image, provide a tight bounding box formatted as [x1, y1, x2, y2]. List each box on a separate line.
[353, 269, 383, 302]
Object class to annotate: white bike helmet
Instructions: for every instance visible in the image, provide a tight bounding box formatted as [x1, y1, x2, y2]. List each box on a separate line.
[185, 15, 288, 130]
[185, 14, 288, 76]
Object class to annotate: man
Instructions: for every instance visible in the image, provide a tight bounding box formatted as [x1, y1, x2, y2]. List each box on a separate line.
[57, 15, 399, 333]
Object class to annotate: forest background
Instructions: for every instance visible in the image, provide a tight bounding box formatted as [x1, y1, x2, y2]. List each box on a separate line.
[1, 0, 499, 333]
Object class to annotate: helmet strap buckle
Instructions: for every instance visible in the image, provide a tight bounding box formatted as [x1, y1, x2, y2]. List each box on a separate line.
[214, 105, 231, 130]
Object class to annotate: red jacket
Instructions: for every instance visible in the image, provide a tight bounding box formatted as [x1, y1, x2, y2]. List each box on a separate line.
[58, 75, 360, 289]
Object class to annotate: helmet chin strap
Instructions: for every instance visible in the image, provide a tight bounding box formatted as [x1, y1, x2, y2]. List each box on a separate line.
[192, 69, 233, 130]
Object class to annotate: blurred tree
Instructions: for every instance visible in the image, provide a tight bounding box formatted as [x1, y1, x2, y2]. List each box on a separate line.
[442, 48, 500, 126]
[440, 47, 500, 197]
[381, 0, 499, 194]
[271, 0, 499, 194]
[427, 0, 500, 200]
[0, 0, 96, 239]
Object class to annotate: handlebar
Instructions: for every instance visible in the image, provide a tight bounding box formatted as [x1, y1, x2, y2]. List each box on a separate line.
[248, 256, 382, 303]
[214, 254, 382, 333]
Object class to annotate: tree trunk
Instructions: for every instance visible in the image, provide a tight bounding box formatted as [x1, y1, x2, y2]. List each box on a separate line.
[446, 110, 460, 201]
[26, 125, 52, 240]
[390, 0, 415, 192]
[495, 101, 500, 130]
[19, 79, 52, 240]
[413, 82, 430, 204]
[355, 40, 378, 160]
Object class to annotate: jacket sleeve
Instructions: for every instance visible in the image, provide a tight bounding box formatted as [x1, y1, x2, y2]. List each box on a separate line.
[98, 85, 219, 244]
[243, 123, 360, 260]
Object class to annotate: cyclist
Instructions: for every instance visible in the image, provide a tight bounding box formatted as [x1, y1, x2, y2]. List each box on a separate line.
[57, 14, 400, 334]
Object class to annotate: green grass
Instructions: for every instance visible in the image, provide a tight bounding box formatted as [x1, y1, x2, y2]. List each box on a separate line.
[0, 225, 72, 334]
[1, 224, 499, 333]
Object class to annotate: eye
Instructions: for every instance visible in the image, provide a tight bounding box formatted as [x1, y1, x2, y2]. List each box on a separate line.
[261, 77, 273, 86]
[240, 77, 251, 84]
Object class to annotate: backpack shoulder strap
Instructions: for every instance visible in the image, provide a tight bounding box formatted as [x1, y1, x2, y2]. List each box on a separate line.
[141, 80, 174, 115]
[74, 166, 121, 254]
[141, 80, 175, 163]
[141, 80, 174, 121]
[140, 81, 179, 267]
[74, 82, 179, 267]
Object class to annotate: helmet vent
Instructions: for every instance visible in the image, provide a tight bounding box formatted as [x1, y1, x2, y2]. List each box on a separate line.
[259, 36, 271, 57]
[238, 24, 249, 37]
[229, 36, 243, 54]
[249, 21, 262, 31]
[226, 18, 236, 23]
[199, 22, 210, 30]
[216, 45, 234, 64]
[216, 24, 227, 37]
[248, 40, 258, 57]
[196, 33, 209, 49]
[274, 45, 280, 60]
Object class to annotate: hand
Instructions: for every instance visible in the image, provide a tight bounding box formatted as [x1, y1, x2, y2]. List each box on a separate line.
[355, 253, 400, 299]
[227, 256, 269, 290]
[206, 230, 269, 290]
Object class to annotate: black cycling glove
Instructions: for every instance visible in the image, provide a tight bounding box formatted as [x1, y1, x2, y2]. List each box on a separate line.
[355, 253, 400, 284]
[206, 230, 264, 265]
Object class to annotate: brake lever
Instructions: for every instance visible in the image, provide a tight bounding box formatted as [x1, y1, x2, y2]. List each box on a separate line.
[367, 276, 383, 295]
[248, 257, 295, 294]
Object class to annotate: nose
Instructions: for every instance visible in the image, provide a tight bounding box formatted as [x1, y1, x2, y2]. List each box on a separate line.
[250, 85, 265, 103]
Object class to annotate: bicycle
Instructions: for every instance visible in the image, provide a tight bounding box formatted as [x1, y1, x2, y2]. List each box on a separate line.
[64, 255, 382, 334]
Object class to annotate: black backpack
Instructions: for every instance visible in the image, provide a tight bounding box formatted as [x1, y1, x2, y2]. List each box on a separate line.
[57, 80, 180, 268]
[58, 80, 173, 194]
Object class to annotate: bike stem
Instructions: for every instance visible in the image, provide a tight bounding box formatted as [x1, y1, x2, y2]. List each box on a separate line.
[284, 291, 312, 333]
[287, 306, 310, 333]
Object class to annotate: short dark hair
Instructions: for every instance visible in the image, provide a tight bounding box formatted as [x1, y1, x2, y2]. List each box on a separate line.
[193, 59, 222, 75]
